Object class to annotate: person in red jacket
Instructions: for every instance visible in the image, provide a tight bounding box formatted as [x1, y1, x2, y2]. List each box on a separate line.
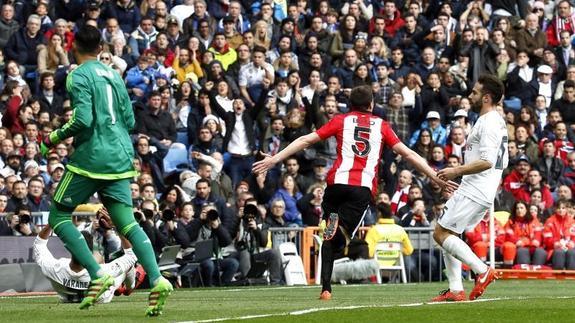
[465, 212, 506, 263]
[1, 83, 33, 134]
[503, 201, 546, 266]
[503, 154, 531, 197]
[514, 169, 554, 209]
[543, 199, 575, 269]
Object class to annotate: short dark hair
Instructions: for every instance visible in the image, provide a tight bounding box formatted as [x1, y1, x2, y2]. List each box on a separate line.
[477, 74, 504, 103]
[196, 178, 211, 187]
[15, 204, 31, 215]
[74, 25, 102, 55]
[565, 80, 575, 89]
[376, 203, 392, 219]
[252, 45, 267, 55]
[349, 85, 373, 112]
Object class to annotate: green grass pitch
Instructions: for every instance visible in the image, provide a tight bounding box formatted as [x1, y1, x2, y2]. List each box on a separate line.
[1, 280, 575, 322]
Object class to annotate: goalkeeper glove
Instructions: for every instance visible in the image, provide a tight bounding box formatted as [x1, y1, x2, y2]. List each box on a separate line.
[40, 135, 54, 157]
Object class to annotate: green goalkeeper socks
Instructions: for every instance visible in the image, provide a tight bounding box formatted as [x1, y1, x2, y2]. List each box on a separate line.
[49, 205, 103, 280]
[105, 201, 162, 285]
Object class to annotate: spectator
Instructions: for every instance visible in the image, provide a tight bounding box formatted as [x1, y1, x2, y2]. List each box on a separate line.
[238, 46, 274, 107]
[128, 16, 158, 59]
[38, 72, 65, 116]
[208, 32, 237, 71]
[26, 176, 49, 212]
[297, 183, 324, 226]
[172, 47, 203, 83]
[535, 140, 564, 191]
[6, 180, 28, 212]
[515, 125, 539, 163]
[4, 14, 45, 74]
[182, 0, 215, 38]
[206, 78, 270, 187]
[109, 0, 141, 35]
[134, 136, 168, 192]
[461, 26, 500, 85]
[379, 0, 404, 38]
[102, 17, 124, 46]
[0, 4, 20, 49]
[135, 91, 177, 146]
[270, 173, 303, 226]
[334, 49, 359, 89]
[551, 80, 575, 127]
[390, 169, 412, 214]
[545, 1, 574, 47]
[400, 198, 431, 228]
[409, 111, 447, 148]
[390, 14, 422, 65]
[330, 14, 358, 62]
[543, 199, 575, 269]
[125, 55, 155, 100]
[516, 169, 554, 209]
[503, 201, 547, 266]
[466, 212, 506, 263]
[516, 13, 547, 64]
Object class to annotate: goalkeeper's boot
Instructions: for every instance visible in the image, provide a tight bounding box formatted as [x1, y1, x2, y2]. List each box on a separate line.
[469, 267, 499, 300]
[431, 289, 466, 302]
[319, 290, 332, 301]
[145, 277, 173, 317]
[321, 213, 339, 241]
[79, 274, 114, 309]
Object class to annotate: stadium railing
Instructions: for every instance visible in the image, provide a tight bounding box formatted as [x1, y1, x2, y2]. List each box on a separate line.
[268, 227, 443, 284]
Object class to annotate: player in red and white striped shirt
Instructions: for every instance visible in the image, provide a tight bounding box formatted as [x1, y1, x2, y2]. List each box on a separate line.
[253, 86, 455, 299]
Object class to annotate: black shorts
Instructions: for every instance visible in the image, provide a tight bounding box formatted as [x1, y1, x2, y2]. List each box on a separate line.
[322, 184, 372, 237]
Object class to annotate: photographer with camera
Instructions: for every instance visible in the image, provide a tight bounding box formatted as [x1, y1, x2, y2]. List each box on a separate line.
[134, 199, 167, 256]
[77, 207, 121, 262]
[191, 178, 233, 228]
[157, 204, 191, 249]
[234, 199, 282, 285]
[186, 203, 239, 286]
[1, 204, 37, 236]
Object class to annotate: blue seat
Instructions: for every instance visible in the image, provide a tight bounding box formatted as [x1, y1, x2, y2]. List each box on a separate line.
[163, 143, 189, 174]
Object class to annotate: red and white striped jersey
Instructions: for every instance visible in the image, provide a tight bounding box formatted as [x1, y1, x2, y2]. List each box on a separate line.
[316, 112, 400, 193]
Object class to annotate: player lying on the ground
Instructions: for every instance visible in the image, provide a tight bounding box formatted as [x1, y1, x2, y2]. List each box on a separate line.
[33, 223, 141, 303]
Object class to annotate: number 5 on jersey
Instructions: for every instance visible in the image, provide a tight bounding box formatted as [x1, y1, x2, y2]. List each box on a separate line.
[352, 126, 371, 157]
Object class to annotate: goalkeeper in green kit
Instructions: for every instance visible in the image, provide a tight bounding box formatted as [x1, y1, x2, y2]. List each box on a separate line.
[41, 25, 172, 316]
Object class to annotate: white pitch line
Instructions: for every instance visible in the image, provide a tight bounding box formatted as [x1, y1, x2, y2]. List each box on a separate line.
[179, 296, 575, 323]
[179, 296, 512, 323]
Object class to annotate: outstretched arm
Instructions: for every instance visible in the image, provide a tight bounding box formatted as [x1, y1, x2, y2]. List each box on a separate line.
[437, 160, 492, 181]
[252, 132, 321, 174]
[393, 142, 458, 192]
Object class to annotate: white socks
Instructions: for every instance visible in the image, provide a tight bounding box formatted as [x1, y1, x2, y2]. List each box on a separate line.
[443, 251, 463, 292]
[442, 235, 488, 276]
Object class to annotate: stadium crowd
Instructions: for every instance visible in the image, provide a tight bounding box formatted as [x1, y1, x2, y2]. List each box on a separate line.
[1, 0, 575, 285]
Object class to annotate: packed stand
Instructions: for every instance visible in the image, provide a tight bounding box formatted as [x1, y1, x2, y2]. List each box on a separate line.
[2, 0, 575, 285]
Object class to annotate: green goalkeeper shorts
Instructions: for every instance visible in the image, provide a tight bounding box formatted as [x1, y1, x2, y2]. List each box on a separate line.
[53, 169, 132, 207]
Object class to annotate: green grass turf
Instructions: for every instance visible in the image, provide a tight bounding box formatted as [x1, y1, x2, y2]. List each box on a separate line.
[1, 280, 575, 322]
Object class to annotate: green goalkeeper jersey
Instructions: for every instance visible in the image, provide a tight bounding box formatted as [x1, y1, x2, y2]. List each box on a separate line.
[50, 60, 137, 179]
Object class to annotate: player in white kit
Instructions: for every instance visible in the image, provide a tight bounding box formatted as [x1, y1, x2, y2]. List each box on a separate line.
[433, 74, 508, 302]
[33, 224, 138, 303]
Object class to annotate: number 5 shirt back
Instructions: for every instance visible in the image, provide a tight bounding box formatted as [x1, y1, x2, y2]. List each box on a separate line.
[316, 112, 400, 194]
[458, 110, 508, 206]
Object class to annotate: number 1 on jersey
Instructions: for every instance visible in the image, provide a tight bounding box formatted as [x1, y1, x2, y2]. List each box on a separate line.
[105, 84, 116, 125]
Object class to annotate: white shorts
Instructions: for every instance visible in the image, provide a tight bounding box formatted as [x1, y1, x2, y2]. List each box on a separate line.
[437, 192, 489, 234]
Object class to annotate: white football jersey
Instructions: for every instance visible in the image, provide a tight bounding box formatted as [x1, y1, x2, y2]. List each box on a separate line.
[33, 237, 137, 303]
[458, 110, 508, 206]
